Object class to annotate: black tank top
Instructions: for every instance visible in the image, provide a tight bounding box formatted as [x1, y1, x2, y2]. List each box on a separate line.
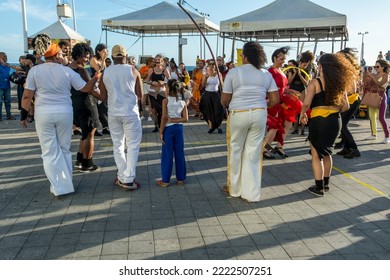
[71, 68, 87, 96]
[151, 68, 165, 82]
[289, 72, 305, 92]
[310, 78, 327, 109]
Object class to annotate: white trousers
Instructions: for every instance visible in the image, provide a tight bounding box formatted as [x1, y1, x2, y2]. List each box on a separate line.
[108, 115, 142, 183]
[35, 113, 74, 196]
[226, 108, 267, 202]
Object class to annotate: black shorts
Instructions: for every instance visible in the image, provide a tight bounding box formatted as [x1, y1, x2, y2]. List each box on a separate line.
[72, 92, 97, 140]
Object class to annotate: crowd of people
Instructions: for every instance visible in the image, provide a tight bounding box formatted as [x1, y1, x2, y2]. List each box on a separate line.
[1, 35, 389, 201]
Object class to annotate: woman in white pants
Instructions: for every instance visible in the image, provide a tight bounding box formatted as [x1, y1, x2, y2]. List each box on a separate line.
[221, 42, 279, 202]
[20, 35, 99, 196]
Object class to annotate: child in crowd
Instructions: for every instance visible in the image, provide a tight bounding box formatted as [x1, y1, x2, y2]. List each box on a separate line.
[157, 79, 188, 187]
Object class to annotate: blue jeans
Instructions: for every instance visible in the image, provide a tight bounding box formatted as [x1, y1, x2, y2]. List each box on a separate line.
[161, 124, 186, 183]
[0, 88, 12, 118]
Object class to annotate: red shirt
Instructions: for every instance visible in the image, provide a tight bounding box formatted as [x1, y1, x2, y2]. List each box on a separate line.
[268, 67, 288, 98]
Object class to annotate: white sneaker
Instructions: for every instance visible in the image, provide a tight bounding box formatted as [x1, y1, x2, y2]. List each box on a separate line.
[382, 138, 390, 144]
[147, 116, 152, 122]
[140, 116, 145, 121]
[364, 135, 377, 140]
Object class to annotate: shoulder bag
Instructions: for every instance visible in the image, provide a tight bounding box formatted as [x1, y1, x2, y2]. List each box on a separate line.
[361, 86, 383, 108]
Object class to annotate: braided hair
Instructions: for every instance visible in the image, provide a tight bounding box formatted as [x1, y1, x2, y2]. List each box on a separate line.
[32, 33, 52, 56]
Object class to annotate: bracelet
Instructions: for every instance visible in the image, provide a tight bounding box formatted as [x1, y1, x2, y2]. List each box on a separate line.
[21, 108, 29, 121]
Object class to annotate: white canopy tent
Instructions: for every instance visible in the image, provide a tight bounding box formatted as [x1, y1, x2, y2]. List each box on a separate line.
[220, 0, 348, 46]
[28, 20, 88, 49]
[101, 1, 220, 62]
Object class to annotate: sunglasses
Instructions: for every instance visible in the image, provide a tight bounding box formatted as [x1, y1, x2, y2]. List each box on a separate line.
[374, 66, 380, 69]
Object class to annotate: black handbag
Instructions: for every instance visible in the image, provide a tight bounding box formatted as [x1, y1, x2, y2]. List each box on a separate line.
[9, 72, 26, 85]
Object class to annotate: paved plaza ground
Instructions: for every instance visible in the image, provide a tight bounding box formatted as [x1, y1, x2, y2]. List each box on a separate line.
[0, 89, 389, 260]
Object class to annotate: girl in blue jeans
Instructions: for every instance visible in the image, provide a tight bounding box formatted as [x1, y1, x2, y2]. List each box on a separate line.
[157, 79, 188, 187]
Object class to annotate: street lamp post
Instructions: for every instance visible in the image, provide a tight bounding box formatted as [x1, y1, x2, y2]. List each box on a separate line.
[358, 31, 369, 66]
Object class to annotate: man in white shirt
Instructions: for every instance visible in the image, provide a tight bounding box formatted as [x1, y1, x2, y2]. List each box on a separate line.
[99, 45, 143, 190]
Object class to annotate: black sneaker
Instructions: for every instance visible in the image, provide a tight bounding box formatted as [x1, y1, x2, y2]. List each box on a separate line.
[208, 128, 216, 134]
[336, 148, 350, 156]
[343, 149, 361, 159]
[218, 129, 223, 134]
[80, 164, 100, 173]
[308, 186, 324, 197]
[74, 160, 82, 169]
[291, 129, 299, 134]
[102, 128, 110, 135]
[152, 127, 159, 133]
[334, 142, 344, 149]
[95, 131, 103, 136]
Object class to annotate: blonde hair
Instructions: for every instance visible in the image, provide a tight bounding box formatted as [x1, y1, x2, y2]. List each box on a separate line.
[32, 34, 52, 56]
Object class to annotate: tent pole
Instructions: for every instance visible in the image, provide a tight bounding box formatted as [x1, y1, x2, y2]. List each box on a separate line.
[216, 34, 219, 57]
[200, 35, 202, 59]
[297, 38, 300, 59]
[57, 0, 60, 21]
[179, 30, 183, 63]
[72, 0, 77, 31]
[299, 41, 305, 54]
[331, 39, 335, 53]
[231, 36, 236, 63]
[313, 39, 318, 56]
[21, 0, 28, 54]
[222, 34, 226, 60]
[105, 29, 108, 47]
[203, 36, 206, 59]
[142, 35, 144, 55]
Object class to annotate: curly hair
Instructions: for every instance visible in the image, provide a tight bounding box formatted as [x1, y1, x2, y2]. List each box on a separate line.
[243, 41, 267, 69]
[339, 48, 360, 71]
[319, 53, 359, 106]
[299, 50, 315, 63]
[71, 43, 93, 61]
[32, 33, 52, 56]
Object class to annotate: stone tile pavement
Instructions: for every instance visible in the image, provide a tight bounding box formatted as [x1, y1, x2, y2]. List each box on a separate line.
[0, 89, 389, 260]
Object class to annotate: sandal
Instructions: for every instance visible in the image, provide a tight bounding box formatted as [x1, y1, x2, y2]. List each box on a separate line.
[263, 151, 275, 159]
[176, 180, 185, 186]
[121, 180, 141, 190]
[222, 185, 230, 193]
[272, 147, 288, 158]
[156, 179, 169, 187]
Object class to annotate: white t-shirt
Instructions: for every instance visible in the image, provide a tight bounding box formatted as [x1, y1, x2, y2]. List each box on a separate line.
[25, 63, 86, 116]
[222, 64, 278, 110]
[102, 64, 138, 117]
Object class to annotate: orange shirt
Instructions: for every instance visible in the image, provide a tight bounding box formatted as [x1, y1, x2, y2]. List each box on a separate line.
[139, 65, 150, 79]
